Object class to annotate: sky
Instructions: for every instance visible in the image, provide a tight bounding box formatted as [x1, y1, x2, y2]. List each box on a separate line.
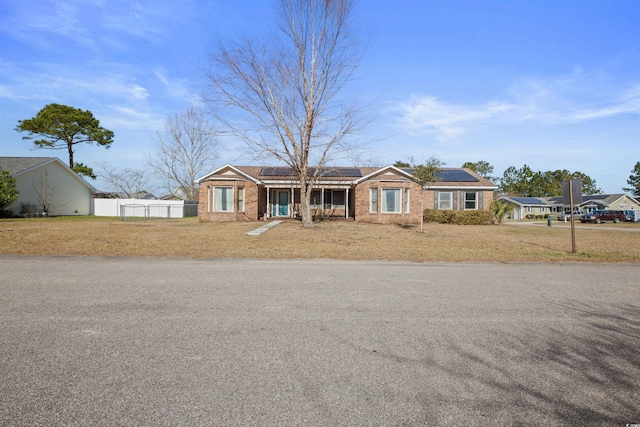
[1, 0, 638, 194]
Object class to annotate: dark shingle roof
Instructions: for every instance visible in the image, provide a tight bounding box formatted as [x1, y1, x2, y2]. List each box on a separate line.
[206, 164, 498, 187]
[582, 194, 625, 205]
[0, 157, 57, 175]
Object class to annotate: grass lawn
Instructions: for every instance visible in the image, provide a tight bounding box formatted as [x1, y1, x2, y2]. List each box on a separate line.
[1, 216, 639, 263]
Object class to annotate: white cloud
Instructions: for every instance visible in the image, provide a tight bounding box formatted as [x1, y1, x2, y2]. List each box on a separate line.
[395, 70, 640, 140]
[103, 105, 164, 130]
[0, 0, 188, 52]
[154, 67, 197, 104]
[397, 97, 513, 139]
[0, 61, 149, 103]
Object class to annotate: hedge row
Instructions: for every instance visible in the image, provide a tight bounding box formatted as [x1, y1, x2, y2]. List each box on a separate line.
[423, 209, 493, 225]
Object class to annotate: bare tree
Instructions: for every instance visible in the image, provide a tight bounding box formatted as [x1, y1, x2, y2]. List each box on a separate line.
[203, 0, 367, 227]
[98, 163, 155, 199]
[149, 107, 218, 200]
[33, 167, 56, 214]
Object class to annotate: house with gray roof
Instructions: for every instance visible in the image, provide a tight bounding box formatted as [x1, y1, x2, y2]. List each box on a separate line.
[498, 193, 640, 220]
[0, 157, 95, 216]
[578, 194, 639, 213]
[497, 196, 559, 220]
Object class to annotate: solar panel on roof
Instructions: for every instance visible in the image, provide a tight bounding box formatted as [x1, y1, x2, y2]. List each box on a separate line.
[259, 167, 362, 177]
[512, 197, 546, 205]
[260, 167, 296, 176]
[436, 170, 479, 182]
[325, 168, 362, 177]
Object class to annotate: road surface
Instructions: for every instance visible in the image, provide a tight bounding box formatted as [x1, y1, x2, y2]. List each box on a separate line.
[1, 256, 638, 426]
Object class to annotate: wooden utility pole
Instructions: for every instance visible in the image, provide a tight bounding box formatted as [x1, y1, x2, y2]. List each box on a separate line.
[569, 180, 577, 253]
[563, 178, 581, 254]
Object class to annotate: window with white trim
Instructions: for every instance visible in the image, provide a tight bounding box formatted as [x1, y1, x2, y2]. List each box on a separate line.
[464, 192, 477, 210]
[437, 191, 452, 210]
[214, 187, 233, 212]
[370, 188, 378, 213]
[382, 188, 401, 213]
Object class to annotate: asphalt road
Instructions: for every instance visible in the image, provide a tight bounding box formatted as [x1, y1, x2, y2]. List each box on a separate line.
[1, 256, 638, 426]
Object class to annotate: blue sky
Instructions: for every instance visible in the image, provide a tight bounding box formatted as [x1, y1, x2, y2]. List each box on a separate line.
[1, 0, 638, 194]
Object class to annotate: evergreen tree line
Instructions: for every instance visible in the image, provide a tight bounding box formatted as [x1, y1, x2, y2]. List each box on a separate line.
[463, 160, 640, 198]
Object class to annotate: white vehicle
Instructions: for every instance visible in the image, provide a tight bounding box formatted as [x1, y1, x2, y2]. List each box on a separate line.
[557, 211, 581, 221]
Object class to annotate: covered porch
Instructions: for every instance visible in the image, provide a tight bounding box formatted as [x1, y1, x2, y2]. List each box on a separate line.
[262, 186, 355, 220]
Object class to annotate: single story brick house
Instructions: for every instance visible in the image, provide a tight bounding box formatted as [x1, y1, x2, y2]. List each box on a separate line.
[196, 164, 497, 224]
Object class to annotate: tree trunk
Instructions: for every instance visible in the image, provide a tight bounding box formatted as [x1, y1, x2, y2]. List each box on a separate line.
[299, 182, 314, 227]
[67, 142, 74, 169]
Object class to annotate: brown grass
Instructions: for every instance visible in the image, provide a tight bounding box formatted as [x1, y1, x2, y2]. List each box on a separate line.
[1, 216, 639, 263]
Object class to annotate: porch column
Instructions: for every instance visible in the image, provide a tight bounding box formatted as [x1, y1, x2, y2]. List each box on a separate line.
[321, 188, 325, 218]
[291, 186, 294, 218]
[345, 188, 349, 218]
[266, 187, 270, 219]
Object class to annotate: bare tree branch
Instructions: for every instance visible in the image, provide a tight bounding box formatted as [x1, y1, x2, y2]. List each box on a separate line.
[203, 0, 367, 226]
[98, 163, 155, 199]
[148, 107, 219, 200]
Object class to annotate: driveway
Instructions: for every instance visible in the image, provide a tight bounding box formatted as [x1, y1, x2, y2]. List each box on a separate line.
[506, 220, 640, 232]
[1, 256, 638, 426]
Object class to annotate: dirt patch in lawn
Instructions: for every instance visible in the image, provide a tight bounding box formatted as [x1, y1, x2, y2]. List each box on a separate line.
[1, 216, 638, 263]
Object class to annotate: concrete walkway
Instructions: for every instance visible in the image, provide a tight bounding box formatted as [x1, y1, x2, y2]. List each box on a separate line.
[245, 220, 283, 236]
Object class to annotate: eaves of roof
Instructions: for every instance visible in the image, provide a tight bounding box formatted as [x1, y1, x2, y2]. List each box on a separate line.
[0, 156, 96, 191]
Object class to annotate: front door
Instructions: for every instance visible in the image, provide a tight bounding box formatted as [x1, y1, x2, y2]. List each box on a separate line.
[272, 190, 289, 217]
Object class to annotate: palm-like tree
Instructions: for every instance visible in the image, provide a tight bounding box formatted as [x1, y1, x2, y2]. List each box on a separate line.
[490, 200, 513, 224]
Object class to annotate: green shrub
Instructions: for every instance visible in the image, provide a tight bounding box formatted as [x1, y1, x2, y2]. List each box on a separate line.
[0, 170, 18, 211]
[423, 209, 493, 225]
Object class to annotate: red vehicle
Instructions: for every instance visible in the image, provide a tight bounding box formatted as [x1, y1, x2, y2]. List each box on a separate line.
[580, 210, 626, 224]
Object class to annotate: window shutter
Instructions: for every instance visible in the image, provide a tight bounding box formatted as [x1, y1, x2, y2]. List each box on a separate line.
[452, 191, 458, 211]
[478, 192, 484, 209]
[434, 191, 439, 210]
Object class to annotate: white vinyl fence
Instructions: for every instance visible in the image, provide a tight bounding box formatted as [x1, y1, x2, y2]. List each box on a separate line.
[93, 198, 198, 219]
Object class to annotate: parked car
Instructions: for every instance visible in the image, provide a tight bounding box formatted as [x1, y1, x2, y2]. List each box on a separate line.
[557, 211, 582, 221]
[580, 210, 626, 224]
[622, 210, 636, 222]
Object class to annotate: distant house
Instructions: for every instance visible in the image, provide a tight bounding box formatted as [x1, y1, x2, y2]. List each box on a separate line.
[0, 157, 95, 216]
[497, 193, 640, 220]
[497, 196, 557, 220]
[577, 194, 640, 213]
[195, 164, 498, 224]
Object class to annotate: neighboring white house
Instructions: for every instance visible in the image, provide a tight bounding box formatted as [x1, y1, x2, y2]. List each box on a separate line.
[497, 196, 558, 220]
[0, 157, 95, 216]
